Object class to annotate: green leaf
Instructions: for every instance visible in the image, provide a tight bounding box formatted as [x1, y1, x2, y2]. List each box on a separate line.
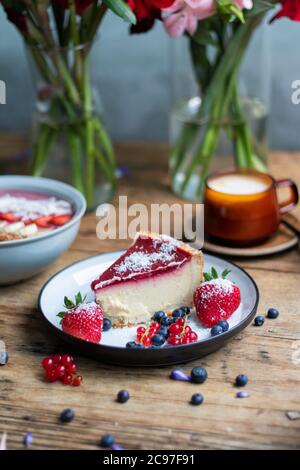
[211, 267, 219, 279]
[75, 292, 83, 306]
[204, 272, 213, 282]
[245, 0, 275, 17]
[103, 0, 136, 24]
[221, 268, 231, 279]
[64, 296, 75, 309]
[57, 311, 66, 318]
[192, 29, 217, 47]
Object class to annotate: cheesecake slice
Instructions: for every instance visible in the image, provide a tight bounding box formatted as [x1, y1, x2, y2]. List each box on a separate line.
[91, 232, 203, 327]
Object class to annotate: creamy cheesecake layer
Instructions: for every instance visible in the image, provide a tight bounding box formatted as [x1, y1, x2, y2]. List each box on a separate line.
[95, 257, 202, 327]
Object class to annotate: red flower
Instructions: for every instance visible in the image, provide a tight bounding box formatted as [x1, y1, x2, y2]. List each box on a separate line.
[55, 0, 95, 16]
[127, 0, 175, 33]
[5, 7, 28, 33]
[271, 0, 300, 21]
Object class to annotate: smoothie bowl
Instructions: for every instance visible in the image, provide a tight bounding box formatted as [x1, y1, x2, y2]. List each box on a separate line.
[0, 176, 86, 285]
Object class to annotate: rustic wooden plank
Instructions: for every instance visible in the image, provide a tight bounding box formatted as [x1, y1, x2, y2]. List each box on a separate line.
[0, 143, 300, 450]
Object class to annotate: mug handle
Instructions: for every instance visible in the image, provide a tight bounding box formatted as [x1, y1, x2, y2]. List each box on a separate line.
[275, 179, 299, 214]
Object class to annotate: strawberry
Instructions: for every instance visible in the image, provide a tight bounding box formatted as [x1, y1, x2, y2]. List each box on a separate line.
[0, 211, 20, 223]
[57, 292, 103, 343]
[194, 267, 241, 327]
[34, 216, 53, 228]
[51, 214, 72, 226]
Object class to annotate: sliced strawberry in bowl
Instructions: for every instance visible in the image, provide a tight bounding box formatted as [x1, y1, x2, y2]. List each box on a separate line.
[51, 214, 72, 226]
[0, 211, 21, 223]
[34, 216, 53, 228]
[194, 267, 241, 328]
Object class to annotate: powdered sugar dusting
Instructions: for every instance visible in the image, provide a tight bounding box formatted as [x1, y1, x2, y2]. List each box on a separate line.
[72, 301, 102, 316]
[0, 193, 72, 221]
[115, 239, 179, 275]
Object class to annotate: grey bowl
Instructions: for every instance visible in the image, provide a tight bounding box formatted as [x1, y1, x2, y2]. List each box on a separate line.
[0, 175, 86, 285]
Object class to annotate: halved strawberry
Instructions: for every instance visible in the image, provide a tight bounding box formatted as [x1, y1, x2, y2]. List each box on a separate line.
[0, 211, 20, 223]
[51, 214, 72, 226]
[34, 216, 53, 228]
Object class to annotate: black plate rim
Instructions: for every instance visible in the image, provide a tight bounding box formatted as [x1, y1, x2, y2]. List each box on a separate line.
[38, 251, 259, 365]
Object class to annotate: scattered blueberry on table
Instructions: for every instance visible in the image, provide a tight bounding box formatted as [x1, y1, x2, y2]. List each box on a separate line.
[111, 443, 124, 450]
[102, 318, 112, 332]
[24, 432, 33, 448]
[211, 325, 223, 336]
[170, 369, 191, 382]
[267, 308, 279, 319]
[100, 434, 115, 448]
[190, 393, 204, 406]
[117, 390, 130, 404]
[59, 408, 75, 423]
[235, 374, 248, 387]
[254, 315, 265, 326]
[191, 367, 208, 384]
[236, 391, 250, 398]
[0, 351, 8, 366]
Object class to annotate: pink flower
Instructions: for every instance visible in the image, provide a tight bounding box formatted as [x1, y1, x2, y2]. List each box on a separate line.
[163, 0, 215, 37]
[163, 0, 253, 38]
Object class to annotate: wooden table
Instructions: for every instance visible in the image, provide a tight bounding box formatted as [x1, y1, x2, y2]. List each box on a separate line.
[1, 143, 300, 450]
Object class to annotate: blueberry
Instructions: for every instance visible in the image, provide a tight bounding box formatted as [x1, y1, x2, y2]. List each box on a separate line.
[190, 393, 204, 406]
[236, 391, 250, 398]
[117, 389, 130, 403]
[191, 366, 208, 384]
[172, 308, 185, 319]
[181, 306, 191, 315]
[59, 408, 75, 423]
[135, 343, 145, 349]
[211, 325, 223, 336]
[267, 308, 279, 319]
[153, 311, 166, 322]
[217, 320, 229, 332]
[102, 318, 112, 332]
[254, 315, 265, 326]
[126, 341, 137, 348]
[100, 434, 115, 448]
[235, 374, 248, 387]
[158, 326, 169, 338]
[0, 352, 8, 366]
[161, 316, 174, 327]
[151, 334, 165, 347]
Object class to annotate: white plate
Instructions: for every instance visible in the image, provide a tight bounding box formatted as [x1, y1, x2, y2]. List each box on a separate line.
[38, 252, 259, 366]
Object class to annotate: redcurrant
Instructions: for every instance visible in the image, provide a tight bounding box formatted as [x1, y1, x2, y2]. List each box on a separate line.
[54, 364, 66, 379]
[176, 318, 185, 326]
[184, 325, 192, 334]
[62, 373, 72, 385]
[72, 376, 83, 387]
[60, 354, 73, 366]
[137, 326, 146, 335]
[189, 331, 198, 342]
[41, 357, 54, 370]
[67, 362, 77, 374]
[45, 369, 56, 383]
[169, 323, 181, 335]
[52, 353, 62, 364]
[143, 335, 152, 347]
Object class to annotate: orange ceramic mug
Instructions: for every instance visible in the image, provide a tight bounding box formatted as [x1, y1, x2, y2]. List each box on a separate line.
[204, 169, 299, 246]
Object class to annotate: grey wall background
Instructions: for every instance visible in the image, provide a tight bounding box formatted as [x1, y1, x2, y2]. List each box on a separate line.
[0, 10, 299, 149]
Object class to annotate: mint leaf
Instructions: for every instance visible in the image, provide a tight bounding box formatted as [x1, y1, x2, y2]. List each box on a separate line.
[221, 268, 231, 279]
[211, 267, 218, 279]
[64, 296, 75, 309]
[57, 311, 66, 318]
[204, 272, 213, 281]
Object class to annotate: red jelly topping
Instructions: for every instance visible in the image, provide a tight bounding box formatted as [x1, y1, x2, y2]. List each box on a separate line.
[91, 234, 192, 291]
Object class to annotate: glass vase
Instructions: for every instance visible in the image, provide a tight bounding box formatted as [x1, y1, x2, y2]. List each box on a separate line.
[26, 42, 116, 210]
[169, 18, 270, 202]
